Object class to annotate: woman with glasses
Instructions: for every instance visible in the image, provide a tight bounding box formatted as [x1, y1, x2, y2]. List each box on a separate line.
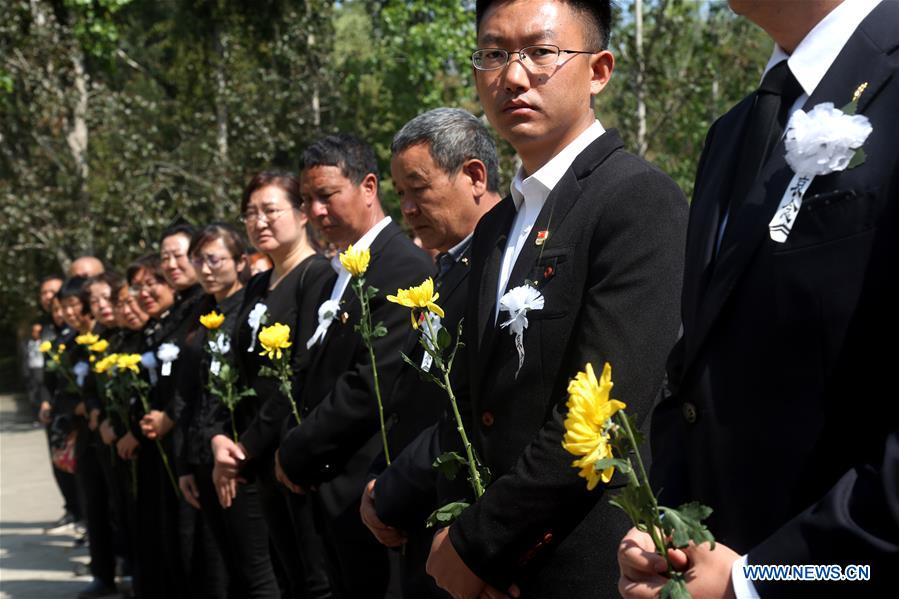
[211, 171, 334, 599]
[126, 251, 198, 599]
[174, 223, 281, 598]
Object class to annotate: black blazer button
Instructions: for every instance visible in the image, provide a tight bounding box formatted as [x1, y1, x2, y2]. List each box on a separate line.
[481, 411, 495, 427]
[681, 402, 698, 424]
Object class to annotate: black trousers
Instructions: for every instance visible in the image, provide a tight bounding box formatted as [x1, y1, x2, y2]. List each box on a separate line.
[179, 480, 229, 599]
[193, 463, 280, 598]
[134, 436, 184, 598]
[256, 452, 332, 599]
[309, 493, 389, 599]
[76, 434, 117, 586]
[45, 425, 82, 521]
[399, 527, 449, 599]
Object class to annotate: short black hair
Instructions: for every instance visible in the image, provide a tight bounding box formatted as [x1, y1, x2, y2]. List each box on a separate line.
[300, 133, 380, 188]
[40, 274, 64, 286]
[159, 220, 195, 245]
[475, 0, 612, 50]
[57, 276, 91, 314]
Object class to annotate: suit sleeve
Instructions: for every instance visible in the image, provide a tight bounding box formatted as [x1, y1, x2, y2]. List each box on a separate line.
[449, 169, 688, 582]
[748, 427, 899, 598]
[279, 251, 433, 486]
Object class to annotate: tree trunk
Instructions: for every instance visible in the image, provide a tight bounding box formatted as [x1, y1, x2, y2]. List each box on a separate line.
[635, 0, 647, 158]
[213, 18, 229, 218]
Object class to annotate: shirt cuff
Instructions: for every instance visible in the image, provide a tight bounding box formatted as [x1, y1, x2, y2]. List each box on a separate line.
[731, 554, 761, 599]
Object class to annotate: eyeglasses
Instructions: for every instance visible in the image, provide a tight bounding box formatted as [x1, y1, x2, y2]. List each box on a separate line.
[190, 254, 233, 270]
[129, 278, 164, 295]
[471, 44, 598, 71]
[241, 207, 291, 225]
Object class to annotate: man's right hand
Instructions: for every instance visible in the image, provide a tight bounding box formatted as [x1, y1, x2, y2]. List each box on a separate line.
[211, 434, 245, 509]
[617, 527, 688, 599]
[99, 418, 118, 445]
[179, 474, 202, 510]
[116, 431, 140, 460]
[360, 478, 407, 547]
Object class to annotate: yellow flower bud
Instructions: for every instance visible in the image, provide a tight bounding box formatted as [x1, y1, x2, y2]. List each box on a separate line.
[339, 245, 371, 277]
[200, 311, 226, 330]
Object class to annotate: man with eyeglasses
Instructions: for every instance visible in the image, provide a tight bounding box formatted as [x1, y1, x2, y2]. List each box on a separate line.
[424, 1, 688, 598]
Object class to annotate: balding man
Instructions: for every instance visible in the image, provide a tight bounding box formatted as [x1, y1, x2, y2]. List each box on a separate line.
[69, 256, 105, 279]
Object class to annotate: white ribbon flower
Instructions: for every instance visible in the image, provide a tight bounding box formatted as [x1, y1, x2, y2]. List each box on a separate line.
[419, 312, 443, 373]
[208, 334, 231, 355]
[246, 303, 268, 352]
[499, 284, 545, 377]
[140, 351, 159, 385]
[73, 361, 89, 388]
[156, 342, 180, 377]
[209, 360, 222, 377]
[306, 299, 341, 349]
[770, 102, 872, 243]
[784, 103, 872, 177]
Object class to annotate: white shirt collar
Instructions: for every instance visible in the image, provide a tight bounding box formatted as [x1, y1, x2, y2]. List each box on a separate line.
[509, 119, 605, 211]
[330, 216, 393, 274]
[761, 0, 882, 97]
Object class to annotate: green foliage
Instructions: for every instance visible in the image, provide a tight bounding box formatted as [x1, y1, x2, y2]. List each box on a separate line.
[426, 500, 470, 528]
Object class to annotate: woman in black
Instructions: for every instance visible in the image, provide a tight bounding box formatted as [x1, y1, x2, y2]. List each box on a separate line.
[211, 172, 334, 599]
[176, 223, 280, 598]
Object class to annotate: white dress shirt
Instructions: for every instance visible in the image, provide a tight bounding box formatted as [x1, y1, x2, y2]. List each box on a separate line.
[327, 216, 393, 305]
[494, 119, 605, 319]
[730, 2, 882, 597]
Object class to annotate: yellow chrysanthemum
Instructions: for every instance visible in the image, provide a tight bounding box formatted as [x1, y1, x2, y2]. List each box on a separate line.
[200, 311, 226, 330]
[258, 323, 292, 361]
[116, 353, 142, 374]
[58, 343, 66, 353]
[39, 341, 52, 353]
[75, 332, 100, 346]
[339, 245, 371, 277]
[386, 277, 445, 328]
[89, 339, 109, 353]
[562, 362, 627, 490]
[94, 353, 119, 374]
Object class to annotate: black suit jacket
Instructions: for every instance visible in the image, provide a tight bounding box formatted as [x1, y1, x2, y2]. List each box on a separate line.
[447, 129, 687, 597]
[651, 4, 899, 597]
[279, 220, 435, 518]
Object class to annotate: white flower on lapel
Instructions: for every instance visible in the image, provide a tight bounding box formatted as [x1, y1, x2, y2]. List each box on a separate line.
[209, 360, 222, 377]
[784, 102, 872, 177]
[770, 101, 872, 243]
[499, 284, 545, 377]
[73, 361, 89, 388]
[306, 299, 341, 349]
[246, 303, 268, 352]
[156, 342, 180, 377]
[140, 351, 159, 384]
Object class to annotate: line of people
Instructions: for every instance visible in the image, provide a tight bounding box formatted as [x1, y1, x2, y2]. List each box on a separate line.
[28, 0, 899, 598]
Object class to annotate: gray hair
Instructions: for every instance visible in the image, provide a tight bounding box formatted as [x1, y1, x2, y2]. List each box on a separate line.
[391, 108, 500, 192]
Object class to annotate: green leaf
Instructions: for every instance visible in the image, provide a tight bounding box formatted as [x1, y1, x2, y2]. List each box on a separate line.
[372, 323, 388, 338]
[593, 457, 632, 475]
[425, 501, 470, 528]
[433, 451, 467, 480]
[840, 99, 858, 115]
[847, 147, 866, 170]
[436, 326, 452, 352]
[660, 576, 691, 599]
[661, 502, 715, 549]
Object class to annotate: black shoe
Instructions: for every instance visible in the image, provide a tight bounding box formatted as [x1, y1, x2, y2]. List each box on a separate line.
[44, 512, 75, 534]
[77, 578, 117, 598]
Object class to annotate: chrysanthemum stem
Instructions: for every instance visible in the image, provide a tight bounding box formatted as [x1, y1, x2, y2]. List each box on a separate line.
[617, 411, 676, 575]
[354, 279, 390, 465]
[423, 317, 483, 498]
